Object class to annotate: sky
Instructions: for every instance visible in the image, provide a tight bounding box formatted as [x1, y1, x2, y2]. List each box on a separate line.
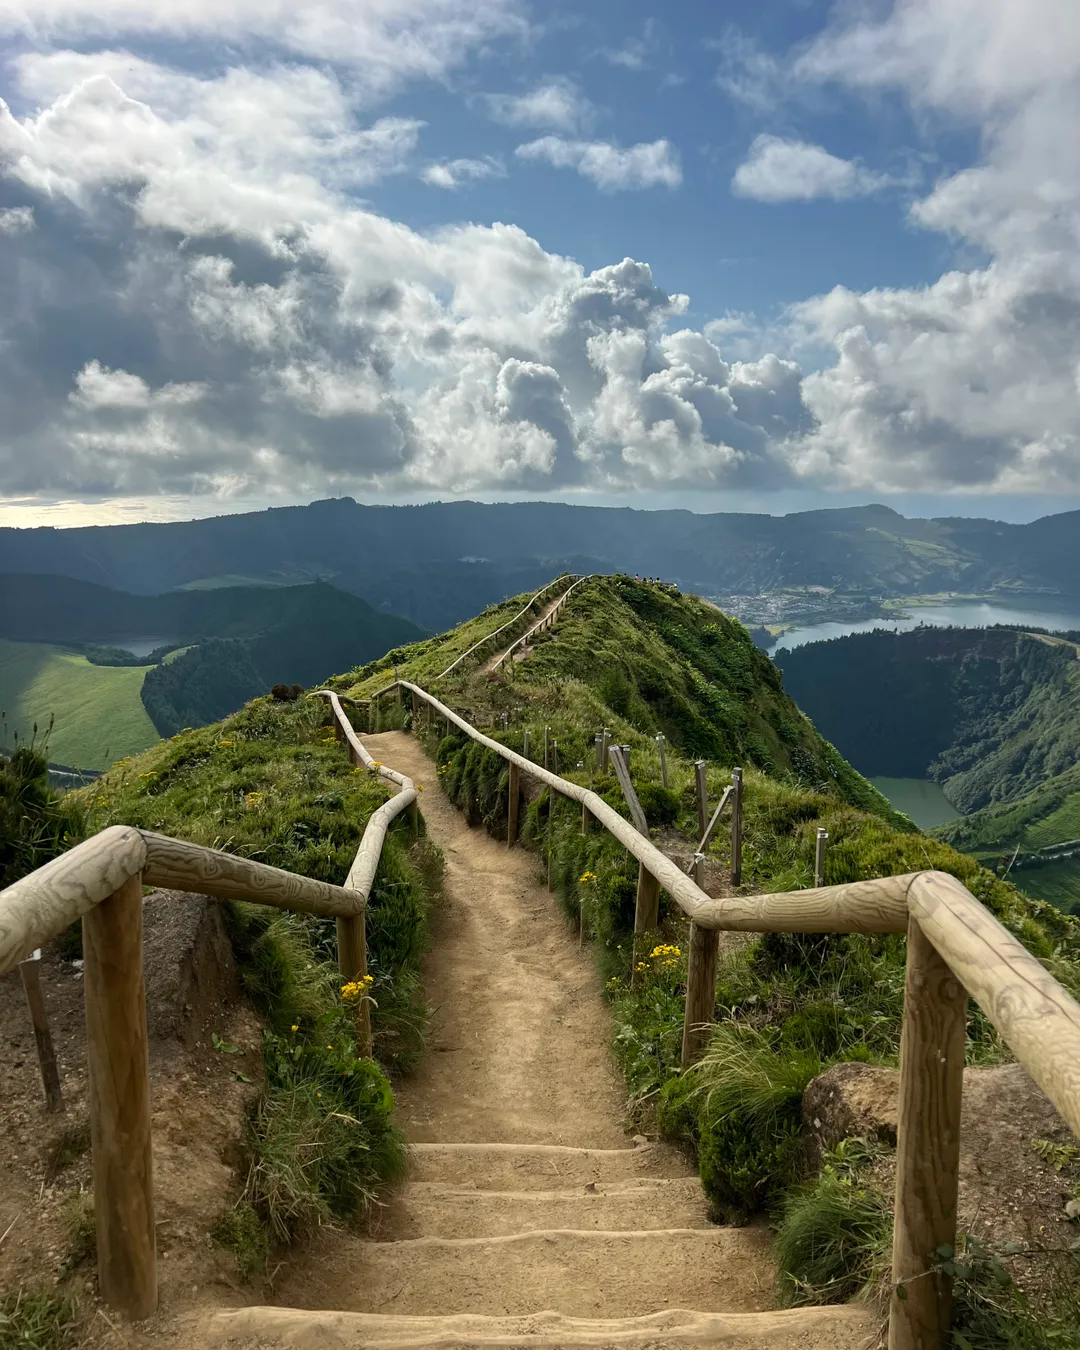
[2, 0, 1080, 527]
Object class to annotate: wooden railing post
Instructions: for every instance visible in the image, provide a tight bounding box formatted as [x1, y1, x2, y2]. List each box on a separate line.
[682, 920, 720, 1066]
[337, 915, 373, 1059]
[634, 862, 660, 931]
[83, 872, 156, 1320]
[544, 726, 551, 770]
[19, 951, 63, 1113]
[730, 768, 743, 888]
[656, 733, 668, 788]
[694, 761, 708, 841]
[507, 762, 521, 845]
[815, 827, 828, 888]
[581, 801, 592, 833]
[889, 918, 967, 1350]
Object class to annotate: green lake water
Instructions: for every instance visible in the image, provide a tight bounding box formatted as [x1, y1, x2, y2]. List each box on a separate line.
[870, 778, 960, 830]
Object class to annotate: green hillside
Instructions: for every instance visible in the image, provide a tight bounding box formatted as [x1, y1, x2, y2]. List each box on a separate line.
[0, 638, 158, 769]
[778, 626, 1080, 813]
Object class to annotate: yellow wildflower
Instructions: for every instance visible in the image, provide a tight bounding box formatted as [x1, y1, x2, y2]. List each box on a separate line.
[579, 871, 598, 884]
[290, 1024, 299, 1032]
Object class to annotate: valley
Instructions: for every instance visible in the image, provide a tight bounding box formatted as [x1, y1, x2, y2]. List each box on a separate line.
[778, 625, 1080, 912]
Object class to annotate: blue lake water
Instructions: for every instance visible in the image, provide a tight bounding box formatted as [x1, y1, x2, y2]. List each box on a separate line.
[870, 778, 960, 830]
[772, 600, 1080, 653]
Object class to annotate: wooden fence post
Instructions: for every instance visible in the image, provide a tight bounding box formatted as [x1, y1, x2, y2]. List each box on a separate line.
[888, 918, 967, 1350]
[544, 726, 550, 770]
[682, 921, 720, 1067]
[581, 801, 592, 833]
[600, 729, 610, 774]
[633, 862, 660, 932]
[83, 873, 156, 1320]
[337, 915, 373, 1059]
[656, 734, 668, 789]
[19, 951, 63, 1113]
[694, 761, 708, 841]
[507, 762, 521, 845]
[815, 828, 828, 889]
[523, 729, 530, 761]
[730, 768, 743, 888]
[552, 741, 559, 775]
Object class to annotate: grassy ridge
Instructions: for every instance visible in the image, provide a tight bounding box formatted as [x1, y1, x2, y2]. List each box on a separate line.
[0, 638, 158, 769]
[338, 576, 1080, 1341]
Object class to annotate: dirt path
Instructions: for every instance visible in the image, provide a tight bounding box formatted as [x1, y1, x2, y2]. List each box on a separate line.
[367, 730, 628, 1147]
[482, 592, 564, 673]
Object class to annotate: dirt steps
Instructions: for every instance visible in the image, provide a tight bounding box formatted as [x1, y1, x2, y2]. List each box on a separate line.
[374, 1177, 711, 1239]
[406, 1141, 694, 1189]
[204, 1305, 876, 1349]
[199, 731, 873, 1350]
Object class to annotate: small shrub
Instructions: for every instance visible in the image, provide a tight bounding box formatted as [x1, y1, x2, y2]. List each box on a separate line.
[245, 1030, 406, 1241]
[635, 782, 681, 827]
[683, 1023, 821, 1222]
[211, 1201, 270, 1281]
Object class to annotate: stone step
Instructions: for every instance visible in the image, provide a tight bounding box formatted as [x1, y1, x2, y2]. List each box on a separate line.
[406, 1141, 693, 1190]
[266, 1227, 776, 1320]
[374, 1177, 710, 1239]
[205, 1304, 877, 1350]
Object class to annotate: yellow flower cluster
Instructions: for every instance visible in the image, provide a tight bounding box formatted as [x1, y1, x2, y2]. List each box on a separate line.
[219, 739, 234, 747]
[650, 944, 681, 959]
[579, 871, 598, 884]
[341, 975, 375, 1002]
[245, 791, 263, 807]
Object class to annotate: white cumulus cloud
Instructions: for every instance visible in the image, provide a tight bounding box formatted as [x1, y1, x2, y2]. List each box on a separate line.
[732, 135, 891, 202]
[515, 136, 682, 191]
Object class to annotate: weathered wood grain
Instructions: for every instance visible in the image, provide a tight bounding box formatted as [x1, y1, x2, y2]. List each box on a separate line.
[889, 916, 967, 1350]
[507, 762, 522, 845]
[0, 825, 147, 975]
[909, 870, 1080, 1138]
[84, 873, 156, 1319]
[19, 955, 63, 1113]
[141, 832, 364, 918]
[633, 862, 661, 932]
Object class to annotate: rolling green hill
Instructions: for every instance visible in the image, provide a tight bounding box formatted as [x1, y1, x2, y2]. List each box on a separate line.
[0, 576, 427, 767]
[5, 498, 1080, 633]
[0, 638, 158, 769]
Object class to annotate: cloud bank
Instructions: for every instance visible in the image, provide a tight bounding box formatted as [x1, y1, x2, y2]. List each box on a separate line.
[1, 0, 1080, 506]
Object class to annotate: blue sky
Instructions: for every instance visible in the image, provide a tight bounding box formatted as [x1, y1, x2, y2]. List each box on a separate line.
[1, 0, 1079, 526]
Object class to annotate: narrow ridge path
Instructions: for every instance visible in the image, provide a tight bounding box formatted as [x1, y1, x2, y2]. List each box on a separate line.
[482, 592, 564, 673]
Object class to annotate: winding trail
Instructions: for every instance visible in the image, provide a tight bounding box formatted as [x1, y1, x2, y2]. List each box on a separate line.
[209, 731, 875, 1348]
[482, 591, 565, 674]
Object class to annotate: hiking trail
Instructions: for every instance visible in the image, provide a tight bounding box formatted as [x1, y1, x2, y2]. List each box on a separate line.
[206, 731, 874, 1349]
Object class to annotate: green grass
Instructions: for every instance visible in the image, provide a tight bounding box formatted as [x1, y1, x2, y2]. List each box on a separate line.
[0, 637, 158, 769]
[0, 1292, 77, 1350]
[1015, 858, 1080, 914]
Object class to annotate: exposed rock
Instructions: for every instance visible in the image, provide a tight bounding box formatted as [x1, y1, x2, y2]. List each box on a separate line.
[142, 889, 240, 1047]
[803, 1060, 1079, 1282]
[804, 1061, 898, 1167]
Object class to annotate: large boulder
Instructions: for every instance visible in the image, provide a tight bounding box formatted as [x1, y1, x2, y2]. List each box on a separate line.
[803, 1060, 1079, 1256]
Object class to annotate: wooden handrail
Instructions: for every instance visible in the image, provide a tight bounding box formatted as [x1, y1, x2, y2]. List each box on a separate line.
[490, 574, 592, 672]
[395, 678, 1080, 1350]
[434, 574, 579, 680]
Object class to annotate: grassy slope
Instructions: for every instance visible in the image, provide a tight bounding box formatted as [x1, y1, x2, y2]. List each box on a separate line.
[0, 638, 158, 769]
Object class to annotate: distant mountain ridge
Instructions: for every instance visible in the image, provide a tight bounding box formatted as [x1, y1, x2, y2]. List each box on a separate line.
[3, 499, 1080, 632]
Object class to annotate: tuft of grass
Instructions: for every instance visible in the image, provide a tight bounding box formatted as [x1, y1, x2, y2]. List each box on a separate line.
[774, 1141, 892, 1306]
[245, 1034, 407, 1241]
[0, 1292, 77, 1350]
[210, 1201, 270, 1281]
